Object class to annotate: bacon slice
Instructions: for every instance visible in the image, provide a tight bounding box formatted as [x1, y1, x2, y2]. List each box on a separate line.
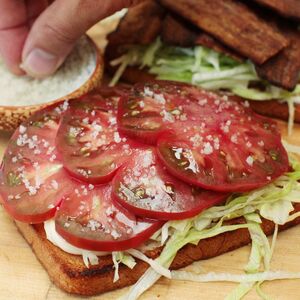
[159, 0, 289, 64]
[107, 0, 164, 46]
[161, 14, 197, 47]
[251, 0, 300, 20]
[256, 24, 300, 91]
[161, 14, 244, 62]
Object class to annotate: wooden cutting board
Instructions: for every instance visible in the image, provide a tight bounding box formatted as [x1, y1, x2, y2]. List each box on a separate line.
[1, 22, 300, 300]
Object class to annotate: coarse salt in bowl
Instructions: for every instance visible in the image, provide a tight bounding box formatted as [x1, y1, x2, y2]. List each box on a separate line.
[0, 35, 103, 131]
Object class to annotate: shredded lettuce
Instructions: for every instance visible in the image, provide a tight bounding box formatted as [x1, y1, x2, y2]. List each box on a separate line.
[110, 39, 300, 102]
[170, 270, 300, 283]
[110, 39, 300, 134]
[283, 141, 300, 156]
[226, 283, 254, 300]
[112, 252, 136, 282]
[121, 160, 300, 300]
[126, 249, 171, 278]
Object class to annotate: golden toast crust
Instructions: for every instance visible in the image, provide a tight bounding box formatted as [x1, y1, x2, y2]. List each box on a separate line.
[15, 203, 300, 296]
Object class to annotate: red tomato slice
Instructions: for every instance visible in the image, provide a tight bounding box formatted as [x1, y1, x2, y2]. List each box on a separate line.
[112, 148, 228, 220]
[56, 91, 136, 184]
[0, 102, 73, 223]
[55, 184, 163, 252]
[157, 101, 289, 192]
[117, 81, 205, 144]
[117, 81, 253, 145]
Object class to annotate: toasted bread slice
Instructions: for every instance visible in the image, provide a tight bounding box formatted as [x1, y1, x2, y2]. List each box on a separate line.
[15, 203, 300, 296]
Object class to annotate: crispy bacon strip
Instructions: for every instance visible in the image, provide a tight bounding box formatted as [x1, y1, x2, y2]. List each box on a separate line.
[256, 25, 300, 91]
[159, 0, 289, 64]
[161, 14, 244, 62]
[107, 0, 164, 46]
[161, 14, 197, 47]
[251, 0, 300, 20]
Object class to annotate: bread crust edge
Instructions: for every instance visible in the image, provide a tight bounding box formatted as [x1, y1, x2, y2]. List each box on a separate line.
[15, 203, 300, 296]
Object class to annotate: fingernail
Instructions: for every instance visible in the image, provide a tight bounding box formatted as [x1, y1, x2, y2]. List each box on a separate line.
[20, 48, 59, 78]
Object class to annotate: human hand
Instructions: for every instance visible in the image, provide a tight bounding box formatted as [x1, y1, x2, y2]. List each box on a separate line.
[0, 0, 135, 77]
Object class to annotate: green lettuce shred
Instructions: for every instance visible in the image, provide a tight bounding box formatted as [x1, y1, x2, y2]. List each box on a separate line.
[121, 157, 300, 300]
[112, 252, 136, 282]
[110, 38, 300, 101]
[110, 39, 300, 133]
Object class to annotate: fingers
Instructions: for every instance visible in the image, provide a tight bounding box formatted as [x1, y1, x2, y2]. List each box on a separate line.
[0, 0, 48, 74]
[26, 0, 48, 20]
[22, 0, 133, 78]
[0, 0, 28, 74]
[26, 0, 48, 27]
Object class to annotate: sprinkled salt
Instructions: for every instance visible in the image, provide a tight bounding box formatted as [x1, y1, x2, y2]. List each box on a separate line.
[0, 37, 96, 106]
[202, 142, 213, 155]
[114, 132, 122, 143]
[246, 156, 254, 166]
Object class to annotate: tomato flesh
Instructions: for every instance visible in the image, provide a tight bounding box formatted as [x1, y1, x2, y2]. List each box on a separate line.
[0, 81, 290, 252]
[0, 102, 73, 223]
[156, 93, 288, 192]
[55, 184, 163, 251]
[117, 81, 204, 144]
[56, 92, 135, 184]
[113, 148, 228, 220]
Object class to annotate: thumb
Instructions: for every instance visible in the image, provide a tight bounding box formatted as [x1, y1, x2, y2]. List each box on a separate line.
[21, 0, 133, 78]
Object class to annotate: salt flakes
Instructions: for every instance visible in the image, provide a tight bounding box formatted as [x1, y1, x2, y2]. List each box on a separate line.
[143, 87, 166, 104]
[173, 147, 183, 160]
[142, 151, 153, 168]
[49, 154, 57, 162]
[201, 142, 213, 155]
[114, 132, 122, 143]
[213, 137, 220, 150]
[82, 117, 89, 125]
[111, 229, 121, 239]
[154, 93, 166, 105]
[258, 141, 264, 147]
[19, 125, 27, 134]
[190, 134, 202, 147]
[243, 101, 250, 108]
[220, 120, 231, 133]
[139, 101, 145, 108]
[144, 87, 154, 98]
[77, 168, 91, 178]
[183, 150, 199, 174]
[87, 219, 101, 231]
[230, 134, 238, 144]
[109, 116, 117, 126]
[51, 180, 59, 190]
[161, 110, 175, 123]
[198, 99, 207, 106]
[246, 156, 254, 166]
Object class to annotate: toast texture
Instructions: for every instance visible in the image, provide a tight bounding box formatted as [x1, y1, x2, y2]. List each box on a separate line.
[15, 203, 300, 296]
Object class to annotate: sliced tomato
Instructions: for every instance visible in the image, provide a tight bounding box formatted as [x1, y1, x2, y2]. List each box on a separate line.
[157, 109, 289, 192]
[55, 184, 163, 252]
[117, 81, 253, 145]
[0, 102, 73, 223]
[117, 81, 207, 144]
[112, 148, 228, 220]
[56, 91, 136, 184]
[0, 165, 73, 223]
